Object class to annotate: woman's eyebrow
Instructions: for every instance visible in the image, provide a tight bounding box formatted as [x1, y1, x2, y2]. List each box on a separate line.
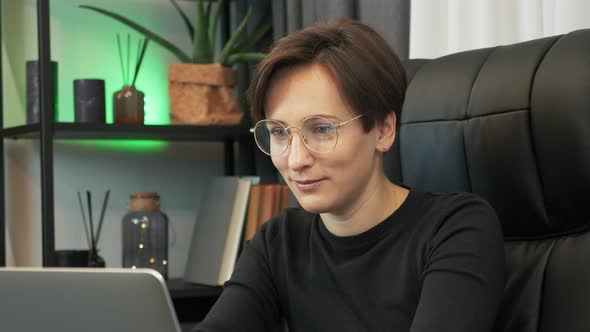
[265, 118, 289, 125]
[309, 113, 341, 121]
[267, 113, 344, 125]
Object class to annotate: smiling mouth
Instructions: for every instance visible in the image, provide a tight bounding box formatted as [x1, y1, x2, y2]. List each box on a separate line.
[295, 179, 322, 184]
[292, 178, 325, 191]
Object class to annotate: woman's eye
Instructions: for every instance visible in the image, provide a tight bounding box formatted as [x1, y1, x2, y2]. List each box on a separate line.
[270, 128, 288, 137]
[312, 125, 335, 135]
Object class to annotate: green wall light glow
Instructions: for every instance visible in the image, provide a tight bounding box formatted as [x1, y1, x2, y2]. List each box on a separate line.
[58, 139, 169, 152]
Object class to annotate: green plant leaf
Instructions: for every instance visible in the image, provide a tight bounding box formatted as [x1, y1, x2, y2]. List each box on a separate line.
[209, 0, 224, 56]
[170, 0, 194, 42]
[217, 6, 253, 66]
[205, 0, 212, 18]
[192, 0, 212, 63]
[226, 52, 266, 66]
[231, 20, 271, 54]
[79, 5, 191, 63]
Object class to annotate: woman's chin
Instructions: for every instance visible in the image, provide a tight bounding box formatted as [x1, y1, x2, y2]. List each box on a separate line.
[297, 196, 331, 213]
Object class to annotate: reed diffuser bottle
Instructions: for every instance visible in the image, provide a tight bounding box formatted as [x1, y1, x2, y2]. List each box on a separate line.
[122, 192, 169, 279]
[113, 34, 148, 124]
[113, 85, 144, 124]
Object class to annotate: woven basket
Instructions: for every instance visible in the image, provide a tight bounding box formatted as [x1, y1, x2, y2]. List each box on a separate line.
[168, 63, 243, 125]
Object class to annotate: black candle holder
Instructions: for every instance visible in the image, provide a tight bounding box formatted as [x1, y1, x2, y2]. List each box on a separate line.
[26, 60, 58, 124]
[74, 79, 106, 123]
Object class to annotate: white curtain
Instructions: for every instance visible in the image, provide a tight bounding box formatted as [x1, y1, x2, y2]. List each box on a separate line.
[410, 0, 590, 58]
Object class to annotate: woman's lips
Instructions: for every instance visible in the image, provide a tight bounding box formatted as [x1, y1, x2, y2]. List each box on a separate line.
[293, 178, 324, 192]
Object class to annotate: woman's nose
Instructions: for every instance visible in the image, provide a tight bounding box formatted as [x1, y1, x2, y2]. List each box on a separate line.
[287, 131, 313, 171]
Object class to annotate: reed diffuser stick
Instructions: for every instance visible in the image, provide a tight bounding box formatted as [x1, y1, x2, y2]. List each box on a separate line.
[86, 190, 96, 252]
[126, 33, 131, 85]
[116, 34, 126, 86]
[77, 191, 91, 249]
[135, 40, 142, 73]
[95, 190, 111, 246]
[131, 38, 149, 87]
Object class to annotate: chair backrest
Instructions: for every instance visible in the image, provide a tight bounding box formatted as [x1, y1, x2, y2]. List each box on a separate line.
[385, 30, 590, 332]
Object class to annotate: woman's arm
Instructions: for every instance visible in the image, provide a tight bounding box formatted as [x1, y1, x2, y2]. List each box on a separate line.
[192, 229, 282, 332]
[410, 196, 505, 332]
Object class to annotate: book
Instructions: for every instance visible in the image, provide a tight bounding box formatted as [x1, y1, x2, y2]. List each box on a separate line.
[257, 184, 279, 228]
[184, 177, 252, 286]
[243, 184, 261, 243]
[272, 184, 283, 217]
[280, 184, 291, 212]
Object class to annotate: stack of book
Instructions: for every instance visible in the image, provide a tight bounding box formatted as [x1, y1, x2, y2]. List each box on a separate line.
[243, 183, 292, 243]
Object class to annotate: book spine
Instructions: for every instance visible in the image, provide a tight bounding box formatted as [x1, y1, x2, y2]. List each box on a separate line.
[243, 184, 260, 242]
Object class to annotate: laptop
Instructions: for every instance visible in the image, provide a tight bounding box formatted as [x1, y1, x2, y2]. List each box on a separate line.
[0, 267, 181, 332]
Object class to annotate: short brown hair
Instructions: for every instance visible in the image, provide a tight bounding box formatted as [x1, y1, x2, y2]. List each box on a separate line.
[247, 18, 407, 131]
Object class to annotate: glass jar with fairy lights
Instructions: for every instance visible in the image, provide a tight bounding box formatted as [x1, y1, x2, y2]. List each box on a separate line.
[122, 192, 169, 279]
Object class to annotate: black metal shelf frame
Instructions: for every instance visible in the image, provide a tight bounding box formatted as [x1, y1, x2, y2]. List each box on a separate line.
[0, 123, 251, 141]
[39, 0, 57, 266]
[0, 0, 4, 266]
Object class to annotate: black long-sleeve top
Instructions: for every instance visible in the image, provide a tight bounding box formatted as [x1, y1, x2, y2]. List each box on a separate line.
[193, 190, 505, 332]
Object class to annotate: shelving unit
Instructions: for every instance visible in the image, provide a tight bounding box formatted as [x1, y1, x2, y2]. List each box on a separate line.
[0, 0, 263, 265]
[0, 0, 270, 320]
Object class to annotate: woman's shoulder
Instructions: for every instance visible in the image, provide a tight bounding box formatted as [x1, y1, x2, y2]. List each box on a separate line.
[409, 190, 495, 215]
[405, 190, 501, 235]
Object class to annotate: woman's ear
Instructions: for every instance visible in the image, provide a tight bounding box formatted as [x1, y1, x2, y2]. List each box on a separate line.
[375, 112, 396, 152]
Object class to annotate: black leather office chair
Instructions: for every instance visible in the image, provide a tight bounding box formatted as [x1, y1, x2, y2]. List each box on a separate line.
[385, 29, 590, 332]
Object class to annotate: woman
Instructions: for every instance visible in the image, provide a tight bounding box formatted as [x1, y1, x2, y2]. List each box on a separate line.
[193, 18, 504, 332]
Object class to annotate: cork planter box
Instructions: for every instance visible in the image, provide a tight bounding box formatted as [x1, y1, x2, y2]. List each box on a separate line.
[168, 63, 244, 125]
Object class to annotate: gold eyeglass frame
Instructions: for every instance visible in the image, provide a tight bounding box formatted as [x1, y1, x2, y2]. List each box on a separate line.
[249, 113, 367, 156]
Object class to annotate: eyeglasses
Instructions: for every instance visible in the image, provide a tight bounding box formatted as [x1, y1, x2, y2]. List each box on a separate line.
[250, 113, 366, 156]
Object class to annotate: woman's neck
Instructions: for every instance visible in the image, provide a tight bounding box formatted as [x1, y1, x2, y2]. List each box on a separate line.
[320, 177, 407, 237]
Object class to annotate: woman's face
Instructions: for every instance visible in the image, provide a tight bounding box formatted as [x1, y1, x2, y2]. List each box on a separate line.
[264, 64, 385, 215]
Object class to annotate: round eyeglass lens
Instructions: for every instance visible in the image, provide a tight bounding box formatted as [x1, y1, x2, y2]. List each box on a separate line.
[254, 120, 289, 155]
[301, 117, 338, 153]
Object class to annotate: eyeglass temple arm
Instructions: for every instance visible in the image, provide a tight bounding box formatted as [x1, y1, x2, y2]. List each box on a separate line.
[334, 113, 366, 128]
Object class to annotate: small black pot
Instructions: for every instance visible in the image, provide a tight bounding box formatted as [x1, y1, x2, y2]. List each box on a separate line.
[74, 79, 106, 123]
[26, 60, 58, 124]
[54, 249, 105, 268]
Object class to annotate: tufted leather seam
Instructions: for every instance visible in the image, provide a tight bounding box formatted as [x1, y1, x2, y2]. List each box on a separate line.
[536, 237, 560, 332]
[504, 223, 590, 242]
[468, 42, 518, 195]
[459, 48, 493, 193]
[401, 108, 527, 126]
[465, 46, 498, 117]
[460, 123, 473, 192]
[526, 36, 562, 231]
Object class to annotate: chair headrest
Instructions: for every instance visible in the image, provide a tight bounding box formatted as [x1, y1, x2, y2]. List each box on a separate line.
[389, 30, 590, 238]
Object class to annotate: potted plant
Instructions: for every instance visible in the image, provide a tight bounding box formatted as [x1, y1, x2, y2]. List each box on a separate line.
[80, 0, 270, 125]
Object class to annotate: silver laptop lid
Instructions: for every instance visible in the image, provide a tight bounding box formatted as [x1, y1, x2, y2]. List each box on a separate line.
[0, 268, 181, 332]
